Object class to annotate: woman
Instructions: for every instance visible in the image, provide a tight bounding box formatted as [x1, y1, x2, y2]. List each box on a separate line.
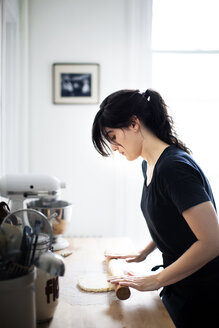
[92, 89, 219, 328]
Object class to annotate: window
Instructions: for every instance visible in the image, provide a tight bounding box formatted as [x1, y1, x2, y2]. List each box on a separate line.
[151, 0, 219, 204]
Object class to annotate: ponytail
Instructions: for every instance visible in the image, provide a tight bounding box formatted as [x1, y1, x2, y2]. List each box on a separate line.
[141, 89, 191, 154]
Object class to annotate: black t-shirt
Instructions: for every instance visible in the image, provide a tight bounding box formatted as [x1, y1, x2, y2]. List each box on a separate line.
[141, 145, 218, 284]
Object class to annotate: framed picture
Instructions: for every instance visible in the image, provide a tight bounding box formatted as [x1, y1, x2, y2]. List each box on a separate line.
[53, 63, 100, 104]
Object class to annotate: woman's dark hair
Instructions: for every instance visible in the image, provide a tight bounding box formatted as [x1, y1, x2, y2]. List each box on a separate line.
[92, 89, 191, 156]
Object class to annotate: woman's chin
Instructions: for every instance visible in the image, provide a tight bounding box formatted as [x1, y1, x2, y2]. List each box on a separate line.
[126, 155, 138, 161]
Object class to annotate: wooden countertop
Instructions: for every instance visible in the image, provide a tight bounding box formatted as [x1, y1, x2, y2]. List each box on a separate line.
[38, 237, 174, 328]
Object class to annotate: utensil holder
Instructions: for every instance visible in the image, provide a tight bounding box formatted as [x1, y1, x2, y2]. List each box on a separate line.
[0, 268, 36, 328]
[35, 268, 59, 323]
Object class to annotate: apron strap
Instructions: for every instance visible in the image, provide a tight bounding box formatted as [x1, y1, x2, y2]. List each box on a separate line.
[151, 264, 164, 271]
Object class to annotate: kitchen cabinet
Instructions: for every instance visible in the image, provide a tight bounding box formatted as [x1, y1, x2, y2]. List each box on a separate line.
[38, 237, 174, 328]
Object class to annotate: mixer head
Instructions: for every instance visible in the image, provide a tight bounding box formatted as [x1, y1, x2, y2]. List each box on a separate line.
[0, 174, 66, 212]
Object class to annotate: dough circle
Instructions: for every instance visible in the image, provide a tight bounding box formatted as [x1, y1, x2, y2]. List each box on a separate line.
[78, 273, 114, 292]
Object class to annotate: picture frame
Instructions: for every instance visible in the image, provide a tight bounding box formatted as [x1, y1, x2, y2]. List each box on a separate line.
[53, 63, 100, 104]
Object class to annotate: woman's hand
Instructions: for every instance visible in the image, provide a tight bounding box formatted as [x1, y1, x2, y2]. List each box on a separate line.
[108, 274, 161, 292]
[105, 240, 157, 263]
[104, 249, 148, 263]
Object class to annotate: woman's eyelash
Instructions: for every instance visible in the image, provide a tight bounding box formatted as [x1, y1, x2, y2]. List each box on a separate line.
[109, 135, 116, 141]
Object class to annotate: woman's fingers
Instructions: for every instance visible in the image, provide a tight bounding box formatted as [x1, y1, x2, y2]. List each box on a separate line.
[107, 275, 124, 281]
[108, 275, 137, 284]
[123, 270, 135, 276]
[118, 281, 139, 289]
[108, 276, 142, 290]
[104, 253, 139, 259]
[108, 275, 159, 292]
[126, 253, 146, 263]
[104, 255, 126, 259]
[126, 257, 139, 262]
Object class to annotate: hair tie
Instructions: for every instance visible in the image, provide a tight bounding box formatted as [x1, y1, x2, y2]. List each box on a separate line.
[144, 89, 150, 102]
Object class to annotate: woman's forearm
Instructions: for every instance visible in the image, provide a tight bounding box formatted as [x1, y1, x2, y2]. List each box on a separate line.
[108, 239, 218, 292]
[109, 204, 219, 292]
[143, 240, 157, 256]
[156, 240, 218, 288]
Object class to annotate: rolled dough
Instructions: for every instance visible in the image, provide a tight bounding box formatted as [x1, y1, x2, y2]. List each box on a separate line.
[78, 273, 114, 292]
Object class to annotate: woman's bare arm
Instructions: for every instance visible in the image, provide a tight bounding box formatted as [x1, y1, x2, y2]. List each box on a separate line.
[156, 201, 219, 287]
[108, 201, 219, 291]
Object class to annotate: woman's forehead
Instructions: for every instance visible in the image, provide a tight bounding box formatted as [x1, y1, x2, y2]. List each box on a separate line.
[105, 128, 114, 134]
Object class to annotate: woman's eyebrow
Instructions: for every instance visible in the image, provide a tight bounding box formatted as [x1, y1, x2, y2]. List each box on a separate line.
[105, 130, 113, 136]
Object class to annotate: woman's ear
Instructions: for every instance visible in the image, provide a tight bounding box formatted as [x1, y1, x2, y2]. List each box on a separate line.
[130, 116, 140, 132]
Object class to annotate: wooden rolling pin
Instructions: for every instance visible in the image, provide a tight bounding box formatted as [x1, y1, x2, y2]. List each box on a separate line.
[106, 258, 131, 300]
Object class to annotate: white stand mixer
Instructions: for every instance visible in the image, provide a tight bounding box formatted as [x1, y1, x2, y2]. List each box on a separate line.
[0, 174, 72, 251]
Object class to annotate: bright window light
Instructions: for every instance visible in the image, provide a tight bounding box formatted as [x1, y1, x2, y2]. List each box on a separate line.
[152, 53, 219, 101]
[152, 0, 219, 50]
[152, 0, 219, 205]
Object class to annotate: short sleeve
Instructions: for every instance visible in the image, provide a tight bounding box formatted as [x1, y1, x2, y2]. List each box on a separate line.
[142, 160, 147, 179]
[159, 160, 210, 214]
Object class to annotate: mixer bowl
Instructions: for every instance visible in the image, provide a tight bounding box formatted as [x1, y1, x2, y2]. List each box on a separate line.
[26, 200, 72, 250]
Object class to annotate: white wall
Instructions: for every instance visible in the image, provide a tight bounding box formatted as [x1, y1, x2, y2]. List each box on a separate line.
[27, 0, 151, 246]
[0, 0, 21, 176]
[0, 1, 3, 176]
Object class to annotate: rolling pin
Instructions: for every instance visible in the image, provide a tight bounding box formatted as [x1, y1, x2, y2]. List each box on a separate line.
[106, 258, 131, 300]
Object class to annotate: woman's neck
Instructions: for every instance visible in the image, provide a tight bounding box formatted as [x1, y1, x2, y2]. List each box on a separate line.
[141, 134, 170, 167]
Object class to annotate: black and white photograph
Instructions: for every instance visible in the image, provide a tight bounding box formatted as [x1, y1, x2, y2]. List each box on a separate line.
[53, 63, 99, 104]
[61, 73, 91, 97]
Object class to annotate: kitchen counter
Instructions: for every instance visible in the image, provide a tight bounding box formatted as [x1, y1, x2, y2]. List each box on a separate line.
[38, 237, 174, 328]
